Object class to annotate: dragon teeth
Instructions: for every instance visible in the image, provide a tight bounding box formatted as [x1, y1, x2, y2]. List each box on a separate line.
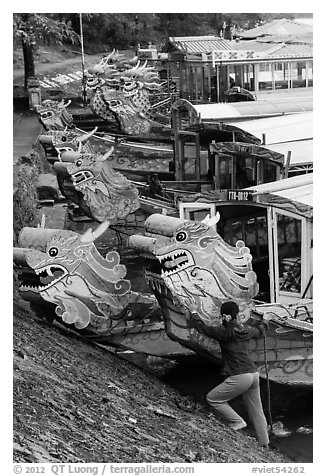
[47, 266, 53, 276]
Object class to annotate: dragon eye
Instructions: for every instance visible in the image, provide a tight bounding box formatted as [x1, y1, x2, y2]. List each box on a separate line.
[48, 247, 58, 257]
[76, 159, 83, 167]
[175, 231, 187, 242]
[61, 136, 67, 142]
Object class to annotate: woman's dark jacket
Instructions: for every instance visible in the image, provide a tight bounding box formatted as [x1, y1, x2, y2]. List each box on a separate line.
[189, 314, 268, 377]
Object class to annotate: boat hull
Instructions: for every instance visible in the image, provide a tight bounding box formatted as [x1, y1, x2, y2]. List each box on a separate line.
[146, 272, 312, 386]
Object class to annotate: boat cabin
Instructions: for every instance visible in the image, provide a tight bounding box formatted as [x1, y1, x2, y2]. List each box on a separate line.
[170, 98, 285, 191]
[177, 174, 313, 304]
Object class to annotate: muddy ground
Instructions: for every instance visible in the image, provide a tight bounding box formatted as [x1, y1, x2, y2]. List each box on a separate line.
[13, 288, 292, 464]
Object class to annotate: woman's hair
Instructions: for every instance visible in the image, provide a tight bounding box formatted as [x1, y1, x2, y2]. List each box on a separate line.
[220, 301, 239, 320]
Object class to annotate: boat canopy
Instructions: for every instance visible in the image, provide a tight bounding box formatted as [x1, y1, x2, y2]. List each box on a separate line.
[270, 139, 313, 167]
[172, 91, 313, 123]
[226, 112, 312, 144]
[177, 174, 313, 219]
[246, 173, 313, 217]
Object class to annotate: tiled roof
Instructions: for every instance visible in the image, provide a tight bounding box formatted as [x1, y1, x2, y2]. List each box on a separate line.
[231, 40, 281, 54]
[232, 40, 313, 58]
[254, 33, 313, 45]
[166, 36, 233, 54]
[235, 19, 313, 39]
[268, 43, 313, 58]
[161, 34, 313, 60]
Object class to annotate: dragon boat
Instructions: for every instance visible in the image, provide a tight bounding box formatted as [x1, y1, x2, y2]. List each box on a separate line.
[35, 50, 309, 184]
[13, 221, 192, 359]
[35, 100, 174, 181]
[128, 175, 313, 387]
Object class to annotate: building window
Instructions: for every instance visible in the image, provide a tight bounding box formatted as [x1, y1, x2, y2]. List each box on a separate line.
[307, 60, 313, 86]
[258, 63, 272, 90]
[290, 61, 307, 88]
[274, 62, 290, 89]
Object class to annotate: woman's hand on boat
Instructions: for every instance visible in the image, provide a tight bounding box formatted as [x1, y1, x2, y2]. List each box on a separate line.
[262, 311, 272, 322]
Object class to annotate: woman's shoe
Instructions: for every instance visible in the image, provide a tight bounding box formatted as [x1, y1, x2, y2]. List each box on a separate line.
[230, 421, 247, 431]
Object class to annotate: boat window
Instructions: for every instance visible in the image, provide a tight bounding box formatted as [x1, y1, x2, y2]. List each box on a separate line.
[235, 157, 256, 188]
[219, 211, 268, 260]
[277, 214, 302, 294]
[260, 161, 278, 184]
[188, 209, 213, 222]
[218, 154, 233, 188]
[230, 220, 243, 245]
[218, 209, 270, 300]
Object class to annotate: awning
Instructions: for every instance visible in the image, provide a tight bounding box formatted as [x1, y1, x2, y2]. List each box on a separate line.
[270, 139, 313, 166]
[179, 91, 313, 122]
[227, 112, 313, 145]
[247, 173, 313, 209]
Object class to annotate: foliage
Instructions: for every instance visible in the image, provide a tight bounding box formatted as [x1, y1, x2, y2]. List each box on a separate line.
[13, 163, 39, 242]
[13, 12, 301, 54]
[13, 13, 79, 47]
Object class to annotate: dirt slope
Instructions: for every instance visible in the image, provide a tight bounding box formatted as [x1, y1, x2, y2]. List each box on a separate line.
[13, 291, 291, 464]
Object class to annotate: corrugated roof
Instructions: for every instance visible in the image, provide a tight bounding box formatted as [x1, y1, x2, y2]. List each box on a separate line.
[254, 33, 313, 45]
[232, 39, 313, 57]
[268, 43, 313, 58]
[247, 173, 313, 209]
[163, 35, 313, 60]
[190, 97, 313, 122]
[235, 19, 313, 39]
[268, 139, 313, 166]
[167, 36, 233, 54]
[232, 40, 281, 54]
[255, 87, 313, 101]
[230, 112, 313, 145]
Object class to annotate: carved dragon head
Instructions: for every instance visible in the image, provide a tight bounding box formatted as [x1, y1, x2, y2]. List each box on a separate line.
[64, 147, 140, 222]
[131, 213, 259, 325]
[86, 52, 163, 135]
[22, 222, 132, 328]
[34, 99, 74, 131]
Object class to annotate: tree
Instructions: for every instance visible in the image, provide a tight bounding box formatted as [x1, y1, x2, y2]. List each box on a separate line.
[13, 13, 78, 88]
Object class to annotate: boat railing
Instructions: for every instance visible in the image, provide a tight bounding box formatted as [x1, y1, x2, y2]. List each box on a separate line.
[253, 299, 313, 324]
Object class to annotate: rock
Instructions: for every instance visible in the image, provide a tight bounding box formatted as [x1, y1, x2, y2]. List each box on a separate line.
[36, 173, 61, 201]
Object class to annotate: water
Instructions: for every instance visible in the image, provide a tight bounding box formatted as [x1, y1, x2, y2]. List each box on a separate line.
[164, 360, 313, 463]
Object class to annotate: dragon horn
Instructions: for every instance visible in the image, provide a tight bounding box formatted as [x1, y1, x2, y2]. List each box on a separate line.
[77, 127, 98, 143]
[80, 221, 110, 244]
[201, 212, 220, 228]
[101, 146, 114, 161]
[63, 100, 72, 108]
[37, 214, 46, 229]
[77, 141, 82, 154]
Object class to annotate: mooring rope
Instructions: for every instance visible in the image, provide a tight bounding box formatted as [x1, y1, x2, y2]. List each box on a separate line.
[263, 333, 274, 431]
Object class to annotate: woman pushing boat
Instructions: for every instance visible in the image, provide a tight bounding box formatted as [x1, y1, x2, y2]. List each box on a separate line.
[188, 300, 271, 447]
